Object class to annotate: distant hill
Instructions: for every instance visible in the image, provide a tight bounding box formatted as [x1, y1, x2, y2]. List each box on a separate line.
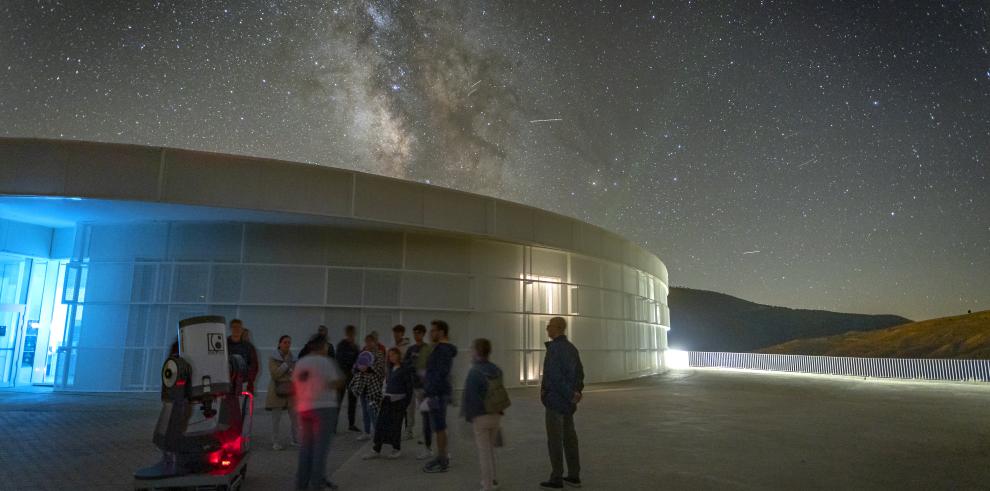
[760, 310, 990, 359]
[667, 287, 911, 352]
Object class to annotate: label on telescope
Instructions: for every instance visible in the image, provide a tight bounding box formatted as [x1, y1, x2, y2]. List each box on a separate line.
[207, 333, 224, 353]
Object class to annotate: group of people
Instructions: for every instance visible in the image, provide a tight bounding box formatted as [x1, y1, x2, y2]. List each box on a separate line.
[211, 316, 585, 491]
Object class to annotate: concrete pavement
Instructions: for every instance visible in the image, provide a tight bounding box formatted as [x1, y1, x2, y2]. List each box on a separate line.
[1, 369, 989, 490]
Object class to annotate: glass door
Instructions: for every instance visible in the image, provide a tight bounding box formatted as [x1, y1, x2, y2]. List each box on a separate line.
[0, 304, 25, 388]
[24, 261, 68, 386]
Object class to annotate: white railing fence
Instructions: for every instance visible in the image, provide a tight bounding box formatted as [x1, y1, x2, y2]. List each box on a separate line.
[679, 351, 990, 382]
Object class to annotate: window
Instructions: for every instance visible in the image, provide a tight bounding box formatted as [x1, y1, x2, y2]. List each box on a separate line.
[523, 275, 560, 314]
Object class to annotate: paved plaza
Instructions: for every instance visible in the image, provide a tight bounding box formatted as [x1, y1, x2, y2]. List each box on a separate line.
[1, 369, 989, 490]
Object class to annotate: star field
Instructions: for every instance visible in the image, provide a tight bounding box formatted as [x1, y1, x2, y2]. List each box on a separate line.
[1, 1, 987, 319]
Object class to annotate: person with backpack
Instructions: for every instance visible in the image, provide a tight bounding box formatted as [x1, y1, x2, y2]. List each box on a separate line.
[462, 338, 509, 491]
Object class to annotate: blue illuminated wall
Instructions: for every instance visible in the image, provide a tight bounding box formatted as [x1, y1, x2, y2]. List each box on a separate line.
[0, 218, 72, 259]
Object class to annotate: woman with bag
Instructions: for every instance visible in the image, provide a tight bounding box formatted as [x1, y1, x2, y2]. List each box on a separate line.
[462, 338, 510, 491]
[266, 334, 299, 450]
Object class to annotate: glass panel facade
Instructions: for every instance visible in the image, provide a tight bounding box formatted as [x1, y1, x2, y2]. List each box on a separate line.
[56, 221, 669, 391]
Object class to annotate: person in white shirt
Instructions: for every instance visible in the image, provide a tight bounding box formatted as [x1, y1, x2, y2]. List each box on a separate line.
[293, 335, 343, 490]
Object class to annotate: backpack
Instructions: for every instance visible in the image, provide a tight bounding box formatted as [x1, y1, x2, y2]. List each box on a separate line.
[482, 371, 511, 414]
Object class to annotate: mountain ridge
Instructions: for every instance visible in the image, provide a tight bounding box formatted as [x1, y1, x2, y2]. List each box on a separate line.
[760, 310, 990, 359]
[667, 287, 912, 352]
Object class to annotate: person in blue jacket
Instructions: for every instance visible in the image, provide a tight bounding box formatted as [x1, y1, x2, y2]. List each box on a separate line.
[422, 319, 457, 474]
[539, 317, 585, 490]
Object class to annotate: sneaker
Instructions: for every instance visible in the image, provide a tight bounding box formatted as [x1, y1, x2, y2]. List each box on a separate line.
[386, 448, 402, 459]
[347, 425, 361, 432]
[422, 458, 449, 473]
[356, 433, 371, 441]
[563, 477, 582, 488]
[289, 440, 301, 448]
[539, 481, 564, 490]
[323, 478, 338, 490]
[416, 449, 433, 460]
[362, 451, 381, 460]
[271, 443, 285, 451]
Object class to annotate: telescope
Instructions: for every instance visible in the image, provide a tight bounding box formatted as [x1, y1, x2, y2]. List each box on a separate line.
[134, 316, 253, 490]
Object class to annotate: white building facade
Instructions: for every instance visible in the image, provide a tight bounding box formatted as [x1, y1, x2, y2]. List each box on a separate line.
[0, 138, 670, 392]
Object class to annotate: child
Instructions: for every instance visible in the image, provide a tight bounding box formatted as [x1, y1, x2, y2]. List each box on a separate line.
[349, 336, 384, 441]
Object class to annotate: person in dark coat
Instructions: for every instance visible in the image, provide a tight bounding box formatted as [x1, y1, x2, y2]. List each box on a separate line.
[336, 324, 361, 432]
[227, 319, 259, 393]
[539, 317, 584, 490]
[299, 325, 336, 359]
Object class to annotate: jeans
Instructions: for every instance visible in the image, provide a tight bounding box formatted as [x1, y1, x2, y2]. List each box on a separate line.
[545, 409, 580, 482]
[337, 375, 357, 428]
[360, 395, 377, 434]
[295, 407, 338, 490]
[271, 407, 299, 445]
[404, 390, 417, 434]
[473, 414, 502, 491]
[373, 396, 409, 452]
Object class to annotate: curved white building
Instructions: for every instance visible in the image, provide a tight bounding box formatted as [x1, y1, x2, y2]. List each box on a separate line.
[0, 138, 670, 391]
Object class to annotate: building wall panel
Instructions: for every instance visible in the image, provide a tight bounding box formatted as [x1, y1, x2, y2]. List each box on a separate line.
[493, 202, 533, 243]
[405, 233, 471, 273]
[423, 188, 488, 234]
[354, 175, 424, 225]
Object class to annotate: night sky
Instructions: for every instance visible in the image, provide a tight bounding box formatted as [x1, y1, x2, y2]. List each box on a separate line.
[1, 1, 987, 320]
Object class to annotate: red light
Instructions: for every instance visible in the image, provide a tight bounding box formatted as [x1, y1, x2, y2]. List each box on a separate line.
[207, 450, 221, 465]
[220, 436, 242, 453]
[176, 379, 186, 387]
[241, 391, 254, 417]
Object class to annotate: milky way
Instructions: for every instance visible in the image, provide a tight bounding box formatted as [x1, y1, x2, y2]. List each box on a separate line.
[1, 1, 988, 319]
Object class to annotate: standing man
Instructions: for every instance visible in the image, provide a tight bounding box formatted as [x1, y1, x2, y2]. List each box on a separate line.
[539, 317, 584, 490]
[336, 324, 361, 432]
[390, 324, 413, 440]
[422, 320, 457, 474]
[227, 319, 259, 394]
[391, 324, 411, 357]
[299, 325, 336, 359]
[403, 324, 433, 448]
[293, 335, 343, 491]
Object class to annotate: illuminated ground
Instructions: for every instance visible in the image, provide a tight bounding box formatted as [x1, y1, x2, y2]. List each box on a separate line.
[1, 370, 988, 490]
